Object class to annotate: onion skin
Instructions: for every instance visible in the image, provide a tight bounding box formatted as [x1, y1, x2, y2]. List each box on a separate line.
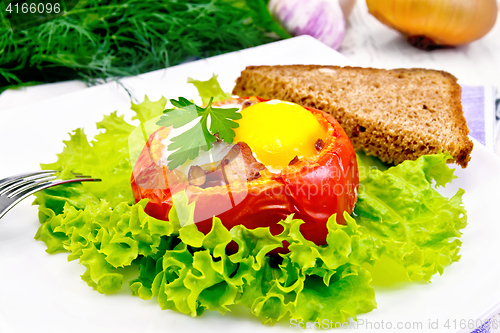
[131, 97, 359, 252]
[366, 0, 498, 48]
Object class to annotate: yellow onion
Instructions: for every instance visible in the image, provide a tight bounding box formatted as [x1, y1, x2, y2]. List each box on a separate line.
[366, 0, 498, 49]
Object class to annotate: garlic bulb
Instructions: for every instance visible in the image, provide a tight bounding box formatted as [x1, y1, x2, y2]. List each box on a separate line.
[367, 0, 498, 49]
[268, 0, 346, 50]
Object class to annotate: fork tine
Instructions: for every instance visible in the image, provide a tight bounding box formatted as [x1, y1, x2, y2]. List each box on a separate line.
[0, 171, 57, 194]
[0, 171, 93, 194]
[71, 173, 93, 177]
[0, 170, 56, 189]
[8, 178, 101, 199]
[0, 177, 101, 220]
[0, 174, 58, 196]
[73, 174, 92, 178]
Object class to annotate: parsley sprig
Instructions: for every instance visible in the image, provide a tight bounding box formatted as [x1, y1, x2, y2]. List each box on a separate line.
[156, 97, 241, 170]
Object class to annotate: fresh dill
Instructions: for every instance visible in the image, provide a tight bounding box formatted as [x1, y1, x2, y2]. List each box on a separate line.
[0, 0, 290, 91]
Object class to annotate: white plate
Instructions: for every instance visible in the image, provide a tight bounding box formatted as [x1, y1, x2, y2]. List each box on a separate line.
[1, 36, 500, 333]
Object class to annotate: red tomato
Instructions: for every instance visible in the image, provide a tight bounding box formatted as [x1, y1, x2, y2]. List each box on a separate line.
[131, 97, 358, 250]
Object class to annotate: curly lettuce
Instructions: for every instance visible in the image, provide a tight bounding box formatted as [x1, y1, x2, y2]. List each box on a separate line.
[33, 78, 467, 325]
[354, 153, 466, 281]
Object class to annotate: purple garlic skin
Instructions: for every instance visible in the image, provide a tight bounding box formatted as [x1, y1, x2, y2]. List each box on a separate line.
[269, 0, 346, 50]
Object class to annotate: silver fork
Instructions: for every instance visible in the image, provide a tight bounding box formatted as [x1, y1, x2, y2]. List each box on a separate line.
[0, 170, 101, 220]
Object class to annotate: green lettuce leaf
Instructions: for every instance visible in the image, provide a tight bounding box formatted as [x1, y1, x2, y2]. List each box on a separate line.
[35, 198, 179, 294]
[188, 74, 232, 104]
[233, 214, 376, 324]
[37, 96, 166, 208]
[355, 150, 388, 182]
[32, 77, 467, 325]
[354, 153, 467, 281]
[133, 199, 377, 323]
[131, 96, 167, 124]
[38, 113, 135, 207]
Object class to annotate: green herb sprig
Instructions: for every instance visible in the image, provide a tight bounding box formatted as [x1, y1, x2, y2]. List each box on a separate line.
[156, 97, 241, 170]
[0, 0, 291, 91]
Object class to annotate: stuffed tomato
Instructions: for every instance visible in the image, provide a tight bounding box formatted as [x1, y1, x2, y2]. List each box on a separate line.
[131, 97, 358, 248]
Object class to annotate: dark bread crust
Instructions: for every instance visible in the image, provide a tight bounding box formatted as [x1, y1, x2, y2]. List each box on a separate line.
[232, 65, 473, 167]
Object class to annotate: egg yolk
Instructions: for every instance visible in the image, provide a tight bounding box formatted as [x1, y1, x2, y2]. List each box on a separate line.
[233, 100, 327, 170]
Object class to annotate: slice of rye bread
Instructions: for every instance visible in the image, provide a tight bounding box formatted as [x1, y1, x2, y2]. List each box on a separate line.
[232, 65, 473, 168]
